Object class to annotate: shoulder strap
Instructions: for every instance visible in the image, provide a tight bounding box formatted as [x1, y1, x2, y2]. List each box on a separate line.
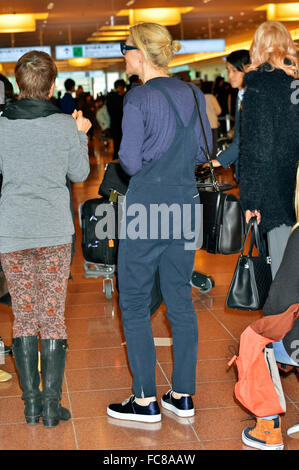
[187, 83, 220, 191]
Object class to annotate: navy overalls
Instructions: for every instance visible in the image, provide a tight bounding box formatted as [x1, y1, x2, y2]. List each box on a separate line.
[118, 81, 200, 398]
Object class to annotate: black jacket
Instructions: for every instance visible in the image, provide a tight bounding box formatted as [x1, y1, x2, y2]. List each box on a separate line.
[263, 226, 299, 358]
[106, 91, 124, 135]
[239, 63, 299, 234]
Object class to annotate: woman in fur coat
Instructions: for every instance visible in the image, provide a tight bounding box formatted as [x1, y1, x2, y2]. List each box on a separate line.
[239, 21, 299, 279]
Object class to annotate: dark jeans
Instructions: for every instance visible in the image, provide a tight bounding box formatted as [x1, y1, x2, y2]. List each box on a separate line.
[118, 236, 198, 398]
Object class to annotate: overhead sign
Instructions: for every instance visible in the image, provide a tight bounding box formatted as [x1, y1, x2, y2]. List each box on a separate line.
[55, 43, 122, 60]
[179, 39, 225, 54]
[0, 46, 51, 63]
[55, 39, 225, 60]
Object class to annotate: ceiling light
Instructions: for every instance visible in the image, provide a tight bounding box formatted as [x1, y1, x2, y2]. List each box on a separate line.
[256, 3, 299, 21]
[68, 58, 92, 67]
[99, 25, 131, 31]
[0, 13, 48, 33]
[87, 36, 127, 42]
[92, 31, 129, 36]
[117, 8, 193, 26]
[47, 2, 54, 9]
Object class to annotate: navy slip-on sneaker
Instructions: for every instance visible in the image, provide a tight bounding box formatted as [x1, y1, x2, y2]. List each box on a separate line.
[161, 389, 195, 417]
[107, 395, 162, 423]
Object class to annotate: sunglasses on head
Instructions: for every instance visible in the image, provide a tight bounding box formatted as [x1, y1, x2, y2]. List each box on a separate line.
[120, 42, 138, 55]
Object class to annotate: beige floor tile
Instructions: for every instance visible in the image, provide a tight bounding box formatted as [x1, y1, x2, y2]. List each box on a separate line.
[0, 420, 77, 450]
[65, 364, 168, 392]
[74, 414, 199, 450]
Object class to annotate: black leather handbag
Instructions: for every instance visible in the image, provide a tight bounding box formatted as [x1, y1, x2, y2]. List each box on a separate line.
[98, 159, 130, 201]
[188, 84, 245, 255]
[226, 217, 272, 310]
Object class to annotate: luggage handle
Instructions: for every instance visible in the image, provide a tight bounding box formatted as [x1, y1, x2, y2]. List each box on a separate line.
[187, 83, 220, 192]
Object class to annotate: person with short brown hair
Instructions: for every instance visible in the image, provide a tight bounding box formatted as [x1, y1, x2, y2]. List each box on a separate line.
[15, 50, 58, 101]
[0, 50, 91, 428]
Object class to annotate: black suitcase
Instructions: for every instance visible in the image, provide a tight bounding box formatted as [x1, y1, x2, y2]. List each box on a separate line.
[80, 196, 164, 310]
[81, 197, 119, 265]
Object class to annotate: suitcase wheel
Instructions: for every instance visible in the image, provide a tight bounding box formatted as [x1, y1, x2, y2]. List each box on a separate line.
[191, 271, 214, 294]
[103, 279, 113, 300]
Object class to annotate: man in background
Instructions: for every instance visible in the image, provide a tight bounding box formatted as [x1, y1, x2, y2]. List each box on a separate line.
[60, 78, 76, 114]
[106, 79, 126, 160]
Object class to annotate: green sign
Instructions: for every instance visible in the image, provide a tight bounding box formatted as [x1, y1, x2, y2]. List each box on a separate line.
[73, 46, 83, 58]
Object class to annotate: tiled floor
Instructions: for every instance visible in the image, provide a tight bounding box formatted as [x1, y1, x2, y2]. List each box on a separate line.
[1, 136, 299, 451]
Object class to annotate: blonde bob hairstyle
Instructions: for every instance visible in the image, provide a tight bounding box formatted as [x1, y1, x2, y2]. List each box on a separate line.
[247, 21, 299, 78]
[291, 163, 299, 234]
[130, 22, 181, 70]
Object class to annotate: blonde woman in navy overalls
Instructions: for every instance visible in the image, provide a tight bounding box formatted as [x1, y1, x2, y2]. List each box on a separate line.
[107, 23, 212, 422]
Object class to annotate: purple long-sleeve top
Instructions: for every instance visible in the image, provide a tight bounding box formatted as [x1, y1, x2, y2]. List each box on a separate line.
[118, 77, 212, 176]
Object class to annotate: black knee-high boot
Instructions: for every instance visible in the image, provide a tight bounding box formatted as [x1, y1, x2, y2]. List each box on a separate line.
[12, 336, 42, 425]
[41, 338, 71, 428]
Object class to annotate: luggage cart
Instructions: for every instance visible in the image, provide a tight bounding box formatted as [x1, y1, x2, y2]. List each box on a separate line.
[83, 261, 115, 300]
[78, 203, 115, 300]
[78, 198, 214, 298]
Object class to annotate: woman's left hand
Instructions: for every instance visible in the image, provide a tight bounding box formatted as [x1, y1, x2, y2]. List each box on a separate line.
[202, 160, 221, 169]
[245, 209, 261, 224]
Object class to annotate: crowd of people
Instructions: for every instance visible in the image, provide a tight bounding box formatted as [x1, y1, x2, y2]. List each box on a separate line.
[0, 18, 298, 451]
[47, 70, 239, 163]
[48, 74, 142, 158]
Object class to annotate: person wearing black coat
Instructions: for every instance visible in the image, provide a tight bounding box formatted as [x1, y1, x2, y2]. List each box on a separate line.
[106, 79, 126, 160]
[239, 166, 299, 450]
[205, 50, 250, 180]
[236, 20, 299, 451]
[238, 21, 299, 280]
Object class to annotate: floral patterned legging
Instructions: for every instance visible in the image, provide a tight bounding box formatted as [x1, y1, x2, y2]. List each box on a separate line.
[0, 244, 72, 339]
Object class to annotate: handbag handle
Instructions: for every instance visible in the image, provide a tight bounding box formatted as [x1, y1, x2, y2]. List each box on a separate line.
[187, 83, 220, 192]
[242, 217, 267, 257]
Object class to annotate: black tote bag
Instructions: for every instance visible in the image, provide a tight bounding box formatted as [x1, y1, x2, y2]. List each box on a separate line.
[98, 159, 130, 200]
[187, 84, 245, 255]
[226, 217, 272, 310]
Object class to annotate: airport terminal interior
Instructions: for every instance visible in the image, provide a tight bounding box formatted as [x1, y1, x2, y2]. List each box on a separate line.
[1, 0, 299, 451]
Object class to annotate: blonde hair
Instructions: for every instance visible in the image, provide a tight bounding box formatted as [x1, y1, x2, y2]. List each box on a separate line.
[246, 21, 299, 78]
[130, 22, 181, 70]
[291, 163, 299, 234]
